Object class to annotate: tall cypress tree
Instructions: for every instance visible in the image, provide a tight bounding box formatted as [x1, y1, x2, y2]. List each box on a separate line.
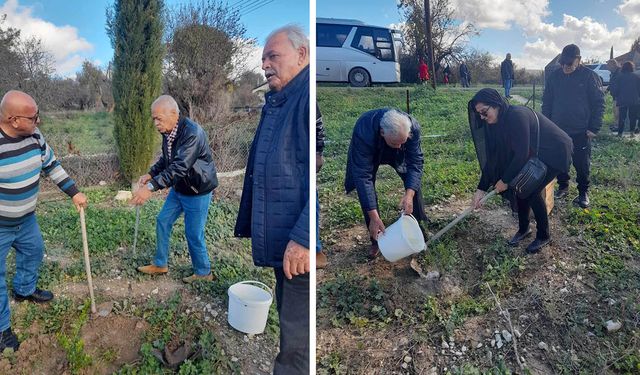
[107, 0, 164, 183]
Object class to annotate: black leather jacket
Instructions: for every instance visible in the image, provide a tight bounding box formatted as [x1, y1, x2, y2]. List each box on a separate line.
[148, 117, 218, 195]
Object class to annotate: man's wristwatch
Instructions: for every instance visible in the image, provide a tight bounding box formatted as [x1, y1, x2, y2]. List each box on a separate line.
[146, 182, 156, 192]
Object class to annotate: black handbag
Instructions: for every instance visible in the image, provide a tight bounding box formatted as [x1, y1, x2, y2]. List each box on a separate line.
[509, 109, 547, 199]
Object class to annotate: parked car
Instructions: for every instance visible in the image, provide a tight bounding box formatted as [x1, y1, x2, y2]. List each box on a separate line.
[585, 63, 611, 85]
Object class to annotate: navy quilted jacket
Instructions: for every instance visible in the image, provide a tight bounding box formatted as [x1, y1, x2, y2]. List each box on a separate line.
[234, 66, 310, 268]
[344, 109, 424, 212]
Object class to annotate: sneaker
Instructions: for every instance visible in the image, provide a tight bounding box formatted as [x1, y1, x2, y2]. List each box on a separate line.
[137, 264, 169, 275]
[13, 288, 54, 303]
[182, 273, 215, 284]
[508, 228, 532, 246]
[554, 187, 569, 199]
[526, 238, 551, 254]
[367, 243, 380, 260]
[573, 192, 590, 208]
[316, 251, 328, 269]
[0, 328, 19, 351]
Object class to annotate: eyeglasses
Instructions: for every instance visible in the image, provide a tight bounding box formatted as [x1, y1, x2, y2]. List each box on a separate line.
[10, 110, 39, 124]
[477, 107, 491, 118]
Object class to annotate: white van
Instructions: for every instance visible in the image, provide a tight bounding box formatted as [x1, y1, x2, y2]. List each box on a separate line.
[316, 18, 402, 86]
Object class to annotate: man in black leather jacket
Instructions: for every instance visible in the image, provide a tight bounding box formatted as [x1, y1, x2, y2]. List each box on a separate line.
[132, 95, 218, 283]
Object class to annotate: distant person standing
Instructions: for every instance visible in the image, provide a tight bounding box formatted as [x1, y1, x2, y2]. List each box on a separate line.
[542, 44, 605, 208]
[610, 61, 640, 136]
[418, 59, 430, 84]
[459, 61, 471, 88]
[606, 59, 621, 129]
[443, 65, 451, 85]
[501, 53, 514, 98]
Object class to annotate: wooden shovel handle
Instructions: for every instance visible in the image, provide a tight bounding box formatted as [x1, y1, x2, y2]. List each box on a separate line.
[79, 207, 97, 314]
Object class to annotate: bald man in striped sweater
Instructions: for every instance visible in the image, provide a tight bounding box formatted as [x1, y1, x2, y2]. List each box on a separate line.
[0, 90, 87, 351]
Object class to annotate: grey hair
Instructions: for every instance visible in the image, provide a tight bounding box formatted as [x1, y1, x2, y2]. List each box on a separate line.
[380, 109, 412, 138]
[151, 95, 180, 115]
[266, 24, 309, 51]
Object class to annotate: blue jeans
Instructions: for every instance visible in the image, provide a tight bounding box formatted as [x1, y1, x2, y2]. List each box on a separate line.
[504, 79, 513, 97]
[0, 214, 45, 331]
[154, 189, 212, 276]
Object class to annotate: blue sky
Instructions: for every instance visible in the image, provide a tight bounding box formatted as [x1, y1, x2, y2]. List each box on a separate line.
[317, 0, 640, 69]
[1, 0, 309, 75]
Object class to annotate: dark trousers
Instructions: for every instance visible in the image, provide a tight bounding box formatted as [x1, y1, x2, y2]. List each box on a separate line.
[273, 268, 309, 375]
[517, 167, 560, 240]
[360, 172, 427, 244]
[618, 105, 639, 134]
[557, 133, 591, 194]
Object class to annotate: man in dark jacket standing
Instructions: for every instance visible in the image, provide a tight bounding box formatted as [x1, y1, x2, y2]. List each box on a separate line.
[345, 108, 427, 259]
[459, 61, 471, 88]
[501, 53, 514, 98]
[542, 44, 605, 208]
[606, 59, 621, 129]
[235, 25, 310, 375]
[132, 95, 218, 283]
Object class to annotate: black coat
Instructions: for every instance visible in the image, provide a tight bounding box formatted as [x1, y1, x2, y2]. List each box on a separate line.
[345, 109, 424, 212]
[610, 71, 640, 107]
[148, 117, 218, 195]
[477, 106, 573, 191]
[501, 59, 514, 81]
[541, 65, 605, 135]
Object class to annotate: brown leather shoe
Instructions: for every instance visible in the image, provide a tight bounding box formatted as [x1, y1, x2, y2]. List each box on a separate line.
[367, 243, 380, 260]
[182, 273, 215, 284]
[316, 252, 328, 269]
[137, 264, 168, 275]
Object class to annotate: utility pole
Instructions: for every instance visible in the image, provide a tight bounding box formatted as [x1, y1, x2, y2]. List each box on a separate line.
[424, 0, 436, 90]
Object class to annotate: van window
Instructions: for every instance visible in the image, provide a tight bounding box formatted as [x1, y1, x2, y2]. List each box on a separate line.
[317, 24, 353, 48]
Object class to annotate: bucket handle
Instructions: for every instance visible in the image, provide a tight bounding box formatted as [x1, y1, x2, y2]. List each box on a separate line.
[237, 280, 272, 297]
[376, 212, 418, 241]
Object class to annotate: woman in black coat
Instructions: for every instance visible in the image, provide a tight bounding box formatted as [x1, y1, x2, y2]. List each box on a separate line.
[469, 88, 573, 253]
[610, 61, 640, 135]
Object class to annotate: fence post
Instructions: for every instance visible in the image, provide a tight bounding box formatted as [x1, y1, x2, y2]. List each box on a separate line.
[532, 82, 536, 110]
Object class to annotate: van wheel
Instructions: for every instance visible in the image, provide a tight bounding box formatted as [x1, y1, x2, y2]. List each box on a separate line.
[349, 68, 370, 87]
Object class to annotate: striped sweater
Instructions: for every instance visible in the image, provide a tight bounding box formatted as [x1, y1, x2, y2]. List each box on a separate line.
[0, 127, 79, 226]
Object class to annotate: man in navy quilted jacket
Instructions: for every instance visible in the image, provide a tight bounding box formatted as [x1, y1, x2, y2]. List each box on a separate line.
[345, 108, 427, 259]
[235, 25, 310, 375]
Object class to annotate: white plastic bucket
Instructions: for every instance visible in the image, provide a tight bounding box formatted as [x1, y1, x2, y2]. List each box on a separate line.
[378, 214, 426, 262]
[227, 281, 273, 334]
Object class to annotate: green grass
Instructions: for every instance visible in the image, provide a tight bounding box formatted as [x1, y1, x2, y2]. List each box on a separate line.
[39, 111, 118, 156]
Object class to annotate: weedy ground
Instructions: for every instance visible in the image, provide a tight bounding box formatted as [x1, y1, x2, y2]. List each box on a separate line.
[317, 85, 639, 374]
[1, 112, 278, 374]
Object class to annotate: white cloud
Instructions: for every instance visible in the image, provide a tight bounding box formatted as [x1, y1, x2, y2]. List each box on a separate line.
[231, 42, 263, 78]
[451, 0, 550, 31]
[617, 0, 640, 35]
[450, 0, 636, 69]
[0, 0, 93, 75]
[516, 14, 631, 69]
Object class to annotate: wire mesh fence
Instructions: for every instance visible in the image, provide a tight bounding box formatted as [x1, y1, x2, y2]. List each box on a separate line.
[40, 112, 259, 192]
